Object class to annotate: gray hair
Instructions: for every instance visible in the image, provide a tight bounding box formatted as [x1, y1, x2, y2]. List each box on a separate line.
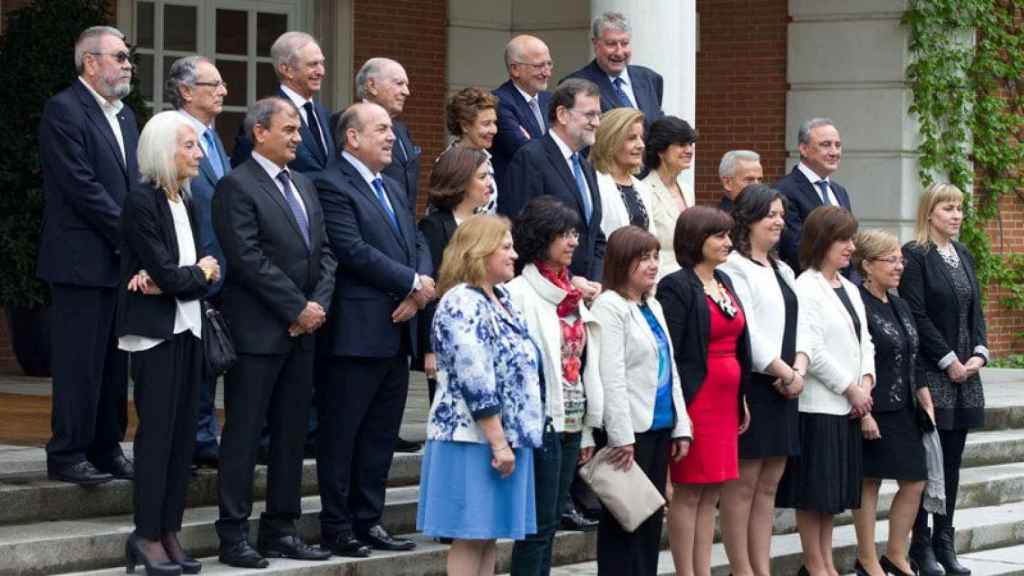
[137, 110, 195, 193]
[270, 31, 318, 76]
[244, 97, 299, 142]
[354, 57, 398, 100]
[797, 117, 836, 145]
[718, 150, 761, 179]
[74, 26, 124, 73]
[592, 11, 630, 39]
[164, 56, 210, 110]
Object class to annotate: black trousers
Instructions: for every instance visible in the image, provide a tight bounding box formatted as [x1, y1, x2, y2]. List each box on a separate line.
[597, 428, 671, 576]
[317, 354, 410, 539]
[131, 333, 202, 539]
[215, 346, 314, 544]
[47, 284, 128, 466]
[914, 428, 969, 538]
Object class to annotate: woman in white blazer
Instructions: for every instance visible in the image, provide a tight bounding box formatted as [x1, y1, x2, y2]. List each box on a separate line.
[506, 197, 604, 575]
[590, 226, 692, 576]
[641, 116, 697, 280]
[776, 206, 875, 576]
[590, 109, 656, 241]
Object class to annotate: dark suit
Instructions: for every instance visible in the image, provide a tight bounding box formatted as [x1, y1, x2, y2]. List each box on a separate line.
[312, 154, 431, 540]
[117, 182, 207, 539]
[499, 133, 606, 281]
[37, 79, 139, 468]
[383, 120, 421, 213]
[492, 80, 552, 189]
[563, 60, 664, 126]
[775, 165, 852, 273]
[212, 158, 336, 544]
[231, 88, 335, 174]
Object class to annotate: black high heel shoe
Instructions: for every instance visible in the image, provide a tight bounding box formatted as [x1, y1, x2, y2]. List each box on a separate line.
[161, 533, 201, 574]
[880, 555, 916, 576]
[798, 566, 810, 576]
[126, 534, 182, 576]
[854, 559, 871, 576]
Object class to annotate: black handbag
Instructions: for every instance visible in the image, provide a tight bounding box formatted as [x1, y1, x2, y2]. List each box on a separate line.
[915, 403, 936, 433]
[204, 305, 237, 376]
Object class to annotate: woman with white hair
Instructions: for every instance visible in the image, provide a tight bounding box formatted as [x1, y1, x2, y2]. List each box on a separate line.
[118, 111, 220, 576]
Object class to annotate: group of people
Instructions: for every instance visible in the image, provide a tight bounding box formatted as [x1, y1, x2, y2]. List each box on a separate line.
[36, 12, 988, 576]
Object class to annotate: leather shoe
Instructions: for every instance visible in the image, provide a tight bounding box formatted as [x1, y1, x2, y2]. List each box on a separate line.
[323, 533, 371, 558]
[560, 508, 598, 531]
[258, 534, 330, 561]
[96, 454, 135, 480]
[394, 438, 422, 453]
[47, 461, 113, 486]
[218, 540, 269, 569]
[358, 524, 415, 551]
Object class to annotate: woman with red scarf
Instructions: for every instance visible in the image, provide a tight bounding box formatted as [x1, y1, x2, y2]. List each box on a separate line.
[506, 196, 605, 575]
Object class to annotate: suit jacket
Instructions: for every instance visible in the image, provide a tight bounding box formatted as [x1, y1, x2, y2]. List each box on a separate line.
[492, 80, 552, 188]
[188, 126, 231, 296]
[642, 171, 693, 280]
[211, 159, 337, 355]
[383, 119, 421, 213]
[498, 133, 606, 281]
[116, 182, 209, 339]
[859, 287, 922, 413]
[563, 60, 664, 126]
[415, 209, 458, 359]
[313, 155, 432, 359]
[775, 165, 852, 273]
[37, 80, 140, 287]
[231, 88, 335, 174]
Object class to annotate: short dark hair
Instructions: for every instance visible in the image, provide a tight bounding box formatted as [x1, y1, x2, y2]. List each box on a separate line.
[428, 147, 489, 211]
[512, 197, 581, 272]
[244, 97, 298, 142]
[799, 206, 858, 270]
[446, 87, 498, 137]
[603, 226, 660, 297]
[549, 78, 600, 123]
[730, 184, 787, 261]
[644, 116, 697, 170]
[673, 206, 734, 268]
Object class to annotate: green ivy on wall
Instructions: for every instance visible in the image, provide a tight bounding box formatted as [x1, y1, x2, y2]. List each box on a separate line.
[904, 0, 1024, 306]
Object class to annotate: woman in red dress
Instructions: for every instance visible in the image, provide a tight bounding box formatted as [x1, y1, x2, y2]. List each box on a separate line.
[656, 206, 752, 576]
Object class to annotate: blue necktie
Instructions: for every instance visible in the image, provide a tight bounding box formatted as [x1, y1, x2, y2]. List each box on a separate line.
[571, 153, 593, 224]
[203, 130, 224, 179]
[612, 77, 633, 108]
[372, 177, 401, 234]
[303, 102, 327, 160]
[816, 180, 833, 206]
[275, 170, 310, 249]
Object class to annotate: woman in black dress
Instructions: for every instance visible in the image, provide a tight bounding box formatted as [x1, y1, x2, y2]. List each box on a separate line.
[901, 183, 988, 576]
[852, 229, 934, 576]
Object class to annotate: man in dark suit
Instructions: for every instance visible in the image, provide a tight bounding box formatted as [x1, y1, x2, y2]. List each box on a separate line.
[231, 32, 334, 175]
[775, 117, 852, 273]
[37, 26, 138, 486]
[212, 97, 336, 568]
[718, 150, 763, 212]
[563, 11, 664, 127]
[499, 78, 606, 290]
[166, 55, 231, 468]
[492, 34, 554, 189]
[312, 102, 434, 557]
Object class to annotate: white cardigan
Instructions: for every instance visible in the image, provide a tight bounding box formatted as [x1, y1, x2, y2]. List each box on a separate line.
[642, 170, 694, 280]
[506, 265, 604, 447]
[595, 171, 656, 241]
[794, 269, 876, 415]
[590, 290, 691, 447]
[719, 252, 798, 373]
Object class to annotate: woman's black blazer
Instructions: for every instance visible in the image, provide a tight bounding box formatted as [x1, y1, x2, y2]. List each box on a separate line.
[116, 182, 209, 341]
[861, 288, 923, 413]
[414, 208, 458, 363]
[655, 266, 752, 417]
[899, 240, 987, 372]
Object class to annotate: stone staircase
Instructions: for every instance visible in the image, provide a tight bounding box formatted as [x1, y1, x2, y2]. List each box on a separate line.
[1, 369, 1023, 576]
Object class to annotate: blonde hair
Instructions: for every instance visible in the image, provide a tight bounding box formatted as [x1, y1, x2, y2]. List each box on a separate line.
[853, 229, 901, 277]
[915, 183, 965, 244]
[590, 108, 645, 175]
[137, 111, 195, 198]
[437, 215, 511, 296]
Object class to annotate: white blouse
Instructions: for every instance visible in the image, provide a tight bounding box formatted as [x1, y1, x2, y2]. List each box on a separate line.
[719, 252, 798, 374]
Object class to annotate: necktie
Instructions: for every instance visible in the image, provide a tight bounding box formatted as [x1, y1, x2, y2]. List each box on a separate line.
[611, 77, 633, 108]
[302, 102, 327, 160]
[275, 170, 310, 249]
[372, 177, 401, 234]
[528, 97, 546, 135]
[203, 130, 224, 179]
[816, 180, 833, 206]
[571, 153, 593, 224]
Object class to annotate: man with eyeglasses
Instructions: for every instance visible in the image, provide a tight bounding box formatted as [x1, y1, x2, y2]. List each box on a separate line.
[492, 34, 555, 189]
[37, 25, 138, 486]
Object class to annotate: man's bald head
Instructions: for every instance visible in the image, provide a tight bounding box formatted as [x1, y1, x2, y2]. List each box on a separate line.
[504, 35, 552, 96]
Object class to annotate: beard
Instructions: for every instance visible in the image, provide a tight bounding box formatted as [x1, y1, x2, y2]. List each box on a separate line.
[99, 75, 131, 100]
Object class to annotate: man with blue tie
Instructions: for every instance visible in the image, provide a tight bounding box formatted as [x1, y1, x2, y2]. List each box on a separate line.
[166, 55, 230, 468]
[492, 35, 554, 189]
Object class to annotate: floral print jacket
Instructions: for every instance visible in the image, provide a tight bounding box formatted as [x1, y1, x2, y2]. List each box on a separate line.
[428, 283, 544, 448]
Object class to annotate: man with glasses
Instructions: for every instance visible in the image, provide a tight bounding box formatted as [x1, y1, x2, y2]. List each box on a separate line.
[37, 25, 138, 485]
[492, 34, 554, 188]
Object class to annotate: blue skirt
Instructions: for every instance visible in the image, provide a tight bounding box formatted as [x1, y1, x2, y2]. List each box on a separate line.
[417, 440, 536, 539]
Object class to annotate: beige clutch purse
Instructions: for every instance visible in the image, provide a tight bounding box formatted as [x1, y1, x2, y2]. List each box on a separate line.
[578, 446, 666, 532]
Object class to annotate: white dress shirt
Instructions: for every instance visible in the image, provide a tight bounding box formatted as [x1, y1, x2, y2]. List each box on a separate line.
[797, 162, 838, 206]
[78, 77, 125, 163]
[607, 67, 638, 108]
[252, 151, 309, 221]
[280, 84, 328, 154]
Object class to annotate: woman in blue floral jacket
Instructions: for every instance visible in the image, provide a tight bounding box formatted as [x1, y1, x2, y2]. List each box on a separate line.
[417, 215, 545, 576]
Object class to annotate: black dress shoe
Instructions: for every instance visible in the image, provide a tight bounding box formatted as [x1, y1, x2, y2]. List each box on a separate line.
[96, 454, 135, 480]
[162, 533, 201, 574]
[48, 461, 113, 486]
[881, 555, 915, 576]
[854, 559, 870, 576]
[394, 438, 422, 453]
[934, 527, 970, 575]
[358, 524, 416, 551]
[911, 537, 946, 576]
[560, 508, 599, 531]
[797, 566, 810, 576]
[258, 534, 331, 561]
[192, 447, 218, 469]
[323, 533, 371, 558]
[218, 540, 269, 569]
[126, 533, 182, 576]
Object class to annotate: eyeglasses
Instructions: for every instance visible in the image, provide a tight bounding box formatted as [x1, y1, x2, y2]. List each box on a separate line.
[88, 50, 131, 64]
[569, 109, 601, 122]
[194, 80, 229, 90]
[872, 256, 906, 266]
[512, 60, 554, 71]
[560, 230, 580, 240]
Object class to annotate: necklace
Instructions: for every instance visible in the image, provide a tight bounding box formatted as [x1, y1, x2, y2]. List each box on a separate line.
[703, 278, 737, 319]
[936, 242, 960, 269]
